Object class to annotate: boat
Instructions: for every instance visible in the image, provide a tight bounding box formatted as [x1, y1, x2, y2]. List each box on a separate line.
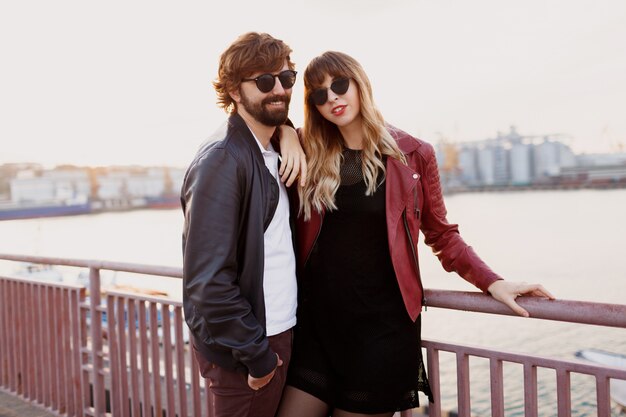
[0, 200, 92, 221]
[576, 349, 626, 409]
[145, 194, 181, 209]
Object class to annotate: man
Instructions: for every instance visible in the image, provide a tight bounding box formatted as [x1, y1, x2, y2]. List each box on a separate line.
[181, 32, 300, 417]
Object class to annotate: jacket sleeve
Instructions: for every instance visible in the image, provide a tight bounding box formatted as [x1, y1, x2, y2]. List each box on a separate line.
[418, 144, 503, 292]
[182, 147, 277, 378]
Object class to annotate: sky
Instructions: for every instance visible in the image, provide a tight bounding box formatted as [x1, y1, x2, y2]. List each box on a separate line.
[1, 0, 625, 168]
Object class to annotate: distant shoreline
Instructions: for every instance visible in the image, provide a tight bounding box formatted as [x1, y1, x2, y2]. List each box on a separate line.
[0, 198, 180, 221]
[444, 182, 626, 194]
[3, 184, 626, 221]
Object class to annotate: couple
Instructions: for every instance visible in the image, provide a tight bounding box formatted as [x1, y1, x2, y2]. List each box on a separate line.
[180, 32, 553, 417]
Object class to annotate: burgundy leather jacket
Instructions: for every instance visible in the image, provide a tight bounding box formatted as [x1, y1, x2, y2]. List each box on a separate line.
[296, 126, 503, 321]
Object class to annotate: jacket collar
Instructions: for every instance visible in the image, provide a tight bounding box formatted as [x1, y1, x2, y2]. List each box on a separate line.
[227, 112, 286, 160]
[227, 111, 251, 134]
[227, 112, 266, 162]
[387, 125, 422, 199]
[387, 125, 421, 155]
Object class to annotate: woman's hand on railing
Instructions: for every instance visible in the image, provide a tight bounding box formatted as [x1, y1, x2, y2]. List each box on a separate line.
[277, 125, 307, 187]
[487, 280, 555, 317]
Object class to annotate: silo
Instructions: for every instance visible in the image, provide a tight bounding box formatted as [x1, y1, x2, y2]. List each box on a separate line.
[477, 145, 495, 186]
[510, 142, 532, 185]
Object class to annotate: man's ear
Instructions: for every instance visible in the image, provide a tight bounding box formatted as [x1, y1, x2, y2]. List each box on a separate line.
[229, 89, 241, 104]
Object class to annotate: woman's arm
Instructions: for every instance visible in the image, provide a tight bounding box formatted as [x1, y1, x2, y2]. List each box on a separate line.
[276, 125, 307, 187]
[418, 143, 555, 316]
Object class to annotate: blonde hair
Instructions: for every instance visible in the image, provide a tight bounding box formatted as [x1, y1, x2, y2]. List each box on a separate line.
[299, 51, 406, 220]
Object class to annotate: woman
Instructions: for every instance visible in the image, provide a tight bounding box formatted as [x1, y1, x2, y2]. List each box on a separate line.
[277, 51, 554, 417]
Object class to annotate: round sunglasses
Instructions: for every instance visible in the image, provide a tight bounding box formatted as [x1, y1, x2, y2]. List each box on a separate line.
[309, 78, 351, 106]
[241, 70, 297, 93]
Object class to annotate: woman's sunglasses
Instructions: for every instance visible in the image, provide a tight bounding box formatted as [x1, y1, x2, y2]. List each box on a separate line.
[241, 70, 298, 93]
[309, 78, 351, 106]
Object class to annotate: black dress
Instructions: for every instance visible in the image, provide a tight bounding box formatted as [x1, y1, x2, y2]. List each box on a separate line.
[287, 149, 433, 414]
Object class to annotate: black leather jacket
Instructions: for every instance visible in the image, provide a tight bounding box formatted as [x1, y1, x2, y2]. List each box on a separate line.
[181, 113, 281, 378]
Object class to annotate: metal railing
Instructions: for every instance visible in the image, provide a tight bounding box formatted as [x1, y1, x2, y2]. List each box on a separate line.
[421, 291, 626, 417]
[0, 253, 625, 417]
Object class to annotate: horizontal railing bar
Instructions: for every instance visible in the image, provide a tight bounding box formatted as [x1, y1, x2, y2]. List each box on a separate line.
[106, 290, 183, 306]
[423, 339, 626, 379]
[425, 289, 626, 328]
[2, 254, 625, 329]
[0, 253, 182, 279]
[0, 275, 84, 290]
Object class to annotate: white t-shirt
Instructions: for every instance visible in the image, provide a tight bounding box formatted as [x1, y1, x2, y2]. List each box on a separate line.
[252, 135, 298, 336]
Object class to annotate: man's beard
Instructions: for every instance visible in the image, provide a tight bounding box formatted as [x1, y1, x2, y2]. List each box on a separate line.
[240, 91, 290, 126]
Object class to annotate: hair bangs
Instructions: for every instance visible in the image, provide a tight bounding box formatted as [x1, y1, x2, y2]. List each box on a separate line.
[304, 52, 354, 90]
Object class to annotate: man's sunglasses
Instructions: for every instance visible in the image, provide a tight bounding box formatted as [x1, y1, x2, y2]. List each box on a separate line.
[241, 70, 298, 93]
[309, 78, 351, 106]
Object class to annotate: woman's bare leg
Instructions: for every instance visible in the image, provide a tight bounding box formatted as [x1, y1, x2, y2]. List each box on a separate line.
[276, 386, 331, 417]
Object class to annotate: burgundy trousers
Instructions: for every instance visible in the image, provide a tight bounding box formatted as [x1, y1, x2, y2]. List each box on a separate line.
[194, 329, 293, 417]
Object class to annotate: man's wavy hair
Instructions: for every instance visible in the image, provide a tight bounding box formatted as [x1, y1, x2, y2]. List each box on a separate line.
[213, 32, 295, 113]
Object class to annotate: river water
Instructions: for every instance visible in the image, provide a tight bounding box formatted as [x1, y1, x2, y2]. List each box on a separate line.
[1, 189, 625, 416]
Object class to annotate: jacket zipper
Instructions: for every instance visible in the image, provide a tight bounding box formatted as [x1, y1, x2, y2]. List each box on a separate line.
[403, 208, 426, 311]
[414, 187, 420, 219]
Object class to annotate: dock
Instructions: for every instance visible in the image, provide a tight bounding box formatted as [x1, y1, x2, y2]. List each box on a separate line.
[0, 390, 56, 417]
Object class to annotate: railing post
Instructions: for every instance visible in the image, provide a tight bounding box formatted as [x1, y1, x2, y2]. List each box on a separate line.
[596, 376, 611, 417]
[74, 287, 86, 417]
[556, 369, 572, 417]
[489, 358, 504, 417]
[456, 353, 471, 417]
[426, 346, 442, 417]
[89, 267, 106, 416]
[523, 363, 538, 417]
